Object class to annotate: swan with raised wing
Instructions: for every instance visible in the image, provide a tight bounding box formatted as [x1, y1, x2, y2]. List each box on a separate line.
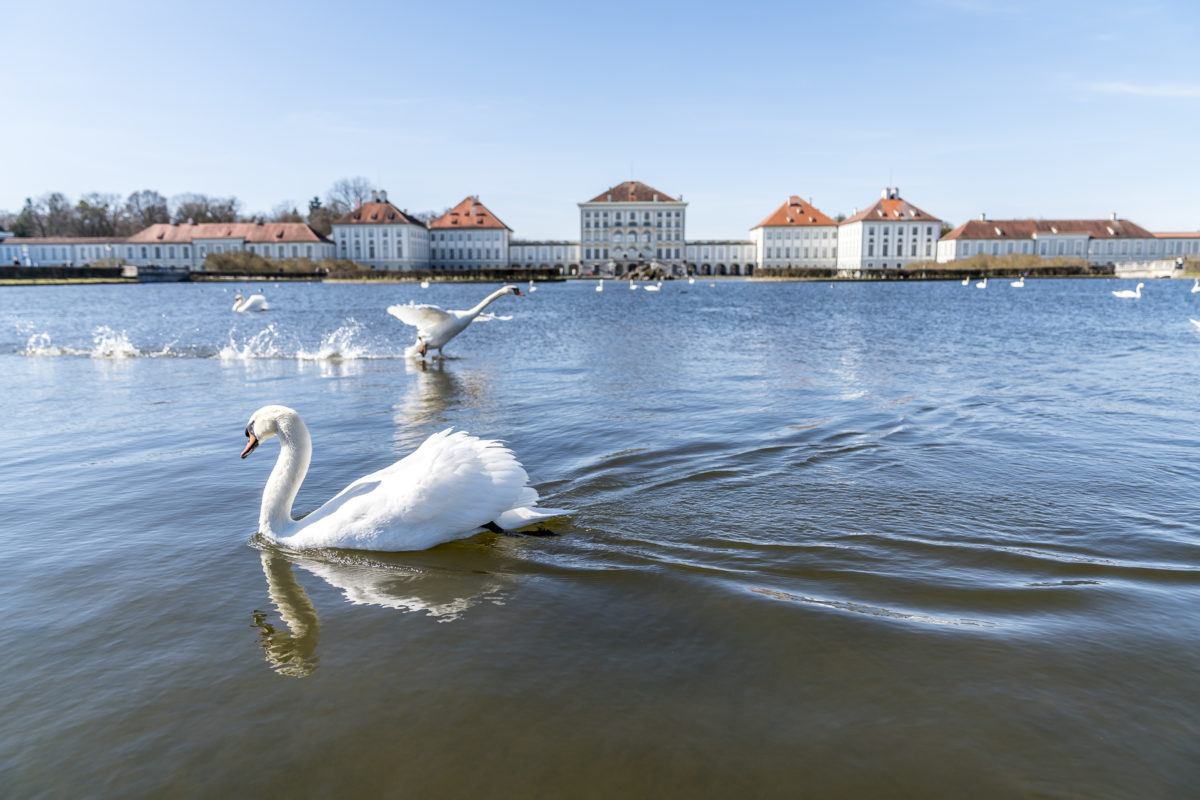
[1112, 282, 1144, 299]
[240, 405, 569, 551]
[387, 284, 522, 358]
[233, 293, 269, 312]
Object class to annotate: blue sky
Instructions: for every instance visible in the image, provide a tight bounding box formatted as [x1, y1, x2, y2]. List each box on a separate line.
[3, 0, 1198, 238]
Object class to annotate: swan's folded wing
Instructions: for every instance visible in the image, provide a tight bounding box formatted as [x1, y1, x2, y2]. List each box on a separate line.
[297, 429, 530, 549]
[387, 303, 453, 332]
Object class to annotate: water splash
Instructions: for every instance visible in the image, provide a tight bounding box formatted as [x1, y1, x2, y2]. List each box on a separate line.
[220, 324, 289, 360]
[297, 319, 371, 361]
[90, 326, 139, 359]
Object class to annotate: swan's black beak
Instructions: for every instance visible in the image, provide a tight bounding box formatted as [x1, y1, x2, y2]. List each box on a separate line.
[241, 424, 259, 459]
[513, 288, 524, 296]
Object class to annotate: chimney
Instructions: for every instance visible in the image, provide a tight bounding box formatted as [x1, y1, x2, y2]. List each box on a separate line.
[881, 187, 889, 199]
[380, 190, 388, 203]
[370, 190, 379, 203]
[979, 213, 986, 221]
[1110, 211, 1117, 221]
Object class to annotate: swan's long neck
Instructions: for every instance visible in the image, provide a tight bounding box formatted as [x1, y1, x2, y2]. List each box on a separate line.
[261, 414, 312, 538]
[463, 288, 510, 320]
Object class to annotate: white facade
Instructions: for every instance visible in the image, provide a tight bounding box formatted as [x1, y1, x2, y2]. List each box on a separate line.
[1, 237, 126, 267]
[837, 187, 941, 272]
[429, 196, 512, 271]
[508, 241, 580, 274]
[685, 241, 756, 275]
[750, 196, 839, 270]
[579, 181, 686, 276]
[934, 214, 1186, 266]
[124, 222, 334, 270]
[331, 191, 430, 271]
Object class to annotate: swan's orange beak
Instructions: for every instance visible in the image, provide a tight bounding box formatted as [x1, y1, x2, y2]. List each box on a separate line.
[241, 432, 259, 459]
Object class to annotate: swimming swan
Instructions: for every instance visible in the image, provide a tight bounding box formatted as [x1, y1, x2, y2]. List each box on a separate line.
[595, 280, 604, 292]
[241, 405, 569, 551]
[1011, 276, 1025, 288]
[1112, 282, 1144, 299]
[975, 277, 988, 289]
[387, 284, 523, 358]
[1192, 278, 1198, 294]
[233, 294, 269, 312]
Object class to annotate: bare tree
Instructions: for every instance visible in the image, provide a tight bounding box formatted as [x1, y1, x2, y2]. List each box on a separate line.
[171, 193, 241, 224]
[43, 193, 75, 236]
[125, 190, 169, 231]
[270, 201, 304, 223]
[326, 177, 375, 215]
[75, 193, 126, 236]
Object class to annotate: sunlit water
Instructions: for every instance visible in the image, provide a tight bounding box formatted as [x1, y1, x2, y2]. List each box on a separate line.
[3, 278, 1200, 797]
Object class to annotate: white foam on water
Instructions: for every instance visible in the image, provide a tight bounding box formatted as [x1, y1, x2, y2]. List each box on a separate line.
[219, 324, 289, 360]
[296, 319, 371, 361]
[90, 326, 140, 359]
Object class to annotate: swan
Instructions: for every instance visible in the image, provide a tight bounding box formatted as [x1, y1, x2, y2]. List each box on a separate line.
[643, 281, 662, 292]
[528, 279, 538, 293]
[595, 279, 604, 292]
[1011, 276, 1025, 288]
[1192, 278, 1199, 294]
[961, 276, 970, 286]
[387, 284, 522, 358]
[233, 293, 269, 312]
[240, 405, 569, 551]
[420, 280, 430, 289]
[688, 277, 695, 285]
[629, 281, 639, 290]
[1112, 282, 1144, 299]
[975, 277, 988, 289]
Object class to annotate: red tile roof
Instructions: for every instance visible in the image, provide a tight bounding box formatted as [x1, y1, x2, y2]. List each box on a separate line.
[843, 195, 939, 225]
[127, 222, 330, 244]
[333, 201, 426, 227]
[941, 218, 1154, 240]
[429, 196, 511, 231]
[753, 195, 837, 229]
[586, 181, 678, 203]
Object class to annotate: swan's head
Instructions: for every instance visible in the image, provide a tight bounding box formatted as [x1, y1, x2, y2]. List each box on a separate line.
[241, 405, 296, 459]
[500, 284, 524, 297]
[1137, 283, 1145, 289]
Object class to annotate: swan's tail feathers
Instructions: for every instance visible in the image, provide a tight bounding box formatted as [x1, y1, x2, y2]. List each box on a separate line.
[493, 505, 572, 531]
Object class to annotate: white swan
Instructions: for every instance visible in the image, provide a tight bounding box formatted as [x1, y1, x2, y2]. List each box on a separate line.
[528, 279, 538, 293]
[233, 293, 269, 312]
[387, 284, 522, 358]
[643, 281, 662, 292]
[240, 405, 569, 551]
[688, 277, 695, 285]
[1011, 276, 1025, 288]
[1191, 278, 1198, 294]
[961, 276, 970, 286]
[595, 279, 604, 292]
[420, 280, 430, 289]
[1112, 282, 1144, 299]
[629, 281, 639, 290]
[975, 277, 988, 289]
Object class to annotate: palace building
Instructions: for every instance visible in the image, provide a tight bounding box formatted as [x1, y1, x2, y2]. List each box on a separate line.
[837, 187, 941, 272]
[330, 190, 429, 270]
[429, 196, 512, 271]
[578, 181, 686, 276]
[750, 195, 838, 270]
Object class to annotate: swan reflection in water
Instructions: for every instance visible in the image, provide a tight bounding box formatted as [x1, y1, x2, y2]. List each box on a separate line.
[393, 359, 494, 448]
[252, 546, 512, 677]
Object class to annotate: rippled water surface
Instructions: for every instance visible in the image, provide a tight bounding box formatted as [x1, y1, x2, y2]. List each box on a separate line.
[3, 278, 1200, 797]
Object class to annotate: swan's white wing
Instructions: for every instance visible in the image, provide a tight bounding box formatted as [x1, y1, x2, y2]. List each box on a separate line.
[288, 429, 531, 551]
[387, 303, 453, 332]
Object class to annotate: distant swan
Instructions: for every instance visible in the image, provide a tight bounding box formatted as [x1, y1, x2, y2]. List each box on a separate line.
[420, 280, 430, 289]
[388, 284, 522, 358]
[1112, 282, 1144, 299]
[629, 281, 639, 290]
[643, 281, 662, 292]
[233, 293, 269, 312]
[595, 279, 604, 292]
[1011, 276, 1025, 288]
[1192, 278, 1199, 294]
[240, 405, 569, 551]
[688, 277, 695, 285]
[976, 277, 988, 289]
[528, 279, 537, 292]
[961, 276, 970, 286]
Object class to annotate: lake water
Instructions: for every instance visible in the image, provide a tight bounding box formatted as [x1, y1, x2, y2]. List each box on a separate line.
[3, 277, 1200, 797]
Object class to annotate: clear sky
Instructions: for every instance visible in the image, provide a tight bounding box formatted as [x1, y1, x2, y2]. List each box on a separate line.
[3, 0, 1198, 239]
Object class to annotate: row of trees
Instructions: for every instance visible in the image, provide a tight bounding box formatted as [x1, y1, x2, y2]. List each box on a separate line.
[0, 177, 436, 239]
